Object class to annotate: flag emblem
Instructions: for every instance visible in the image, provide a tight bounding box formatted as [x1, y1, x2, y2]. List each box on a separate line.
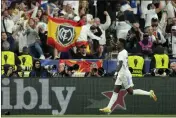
[56, 25, 75, 46]
[47, 16, 82, 52]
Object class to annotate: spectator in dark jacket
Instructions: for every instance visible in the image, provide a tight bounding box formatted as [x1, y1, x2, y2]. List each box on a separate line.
[1, 32, 15, 52]
[29, 60, 50, 78]
[169, 62, 176, 77]
[72, 44, 95, 59]
[93, 45, 106, 59]
[1, 64, 19, 78]
[126, 23, 143, 53]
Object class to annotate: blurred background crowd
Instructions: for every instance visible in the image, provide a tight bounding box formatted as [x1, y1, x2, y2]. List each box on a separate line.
[1, 0, 176, 78]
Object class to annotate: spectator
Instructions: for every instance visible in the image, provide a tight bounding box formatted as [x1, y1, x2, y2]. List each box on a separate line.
[144, 26, 156, 42]
[128, 54, 145, 77]
[93, 43, 119, 59]
[1, 32, 15, 52]
[1, 9, 15, 37]
[89, 25, 102, 53]
[65, 1, 79, 16]
[1, 41, 21, 69]
[53, 62, 69, 77]
[150, 45, 169, 71]
[116, 12, 131, 39]
[61, 2, 77, 20]
[169, 62, 176, 77]
[126, 23, 143, 53]
[85, 63, 101, 77]
[72, 44, 95, 59]
[76, 14, 101, 53]
[79, 0, 89, 14]
[79, 7, 86, 18]
[29, 60, 50, 77]
[68, 64, 83, 77]
[47, 0, 59, 17]
[140, 1, 153, 29]
[36, 8, 44, 21]
[37, 13, 54, 59]
[18, 47, 33, 77]
[25, 18, 45, 59]
[151, 18, 166, 47]
[166, 18, 176, 34]
[169, 26, 176, 58]
[94, 45, 106, 59]
[94, 11, 111, 46]
[145, 2, 163, 27]
[79, 14, 87, 25]
[166, 1, 176, 19]
[1, 64, 19, 78]
[138, 34, 153, 56]
[120, 0, 137, 23]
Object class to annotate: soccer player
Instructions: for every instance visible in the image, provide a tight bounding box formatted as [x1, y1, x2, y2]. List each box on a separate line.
[99, 38, 157, 113]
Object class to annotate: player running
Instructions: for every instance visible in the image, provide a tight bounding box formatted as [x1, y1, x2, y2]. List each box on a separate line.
[99, 38, 157, 113]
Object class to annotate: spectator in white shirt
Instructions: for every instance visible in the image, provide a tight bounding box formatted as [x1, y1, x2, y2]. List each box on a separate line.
[144, 26, 156, 42]
[116, 13, 131, 39]
[170, 26, 176, 58]
[63, 1, 79, 16]
[61, 2, 77, 20]
[140, 1, 153, 19]
[94, 11, 111, 45]
[151, 18, 166, 45]
[1, 9, 15, 36]
[145, 3, 163, 27]
[165, 1, 175, 19]
[77, 14, 101, 45]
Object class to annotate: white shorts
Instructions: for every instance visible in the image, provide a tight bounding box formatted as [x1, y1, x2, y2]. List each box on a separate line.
[115, 74, 134, 89]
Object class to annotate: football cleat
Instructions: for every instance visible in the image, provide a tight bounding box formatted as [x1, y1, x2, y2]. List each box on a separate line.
[150, 90, 157, 101]
[99, 107, 111, 113]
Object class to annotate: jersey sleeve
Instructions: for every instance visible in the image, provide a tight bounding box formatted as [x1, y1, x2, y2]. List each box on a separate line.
[118, 52, 124, 61]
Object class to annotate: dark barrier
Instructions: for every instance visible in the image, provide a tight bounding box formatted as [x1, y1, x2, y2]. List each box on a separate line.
[1, 77, 176, 115]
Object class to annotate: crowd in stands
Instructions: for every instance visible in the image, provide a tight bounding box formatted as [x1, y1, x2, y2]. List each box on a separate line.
[1, 0, 176, 78]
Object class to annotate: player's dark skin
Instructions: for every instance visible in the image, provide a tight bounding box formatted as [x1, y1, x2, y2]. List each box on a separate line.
[114, 39, 133, 95]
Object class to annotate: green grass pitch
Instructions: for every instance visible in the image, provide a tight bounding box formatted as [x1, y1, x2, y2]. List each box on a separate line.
[1, 115, 176, 118]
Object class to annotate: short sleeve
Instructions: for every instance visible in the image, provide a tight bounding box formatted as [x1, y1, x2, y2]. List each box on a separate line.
[118, 52, 124, 61]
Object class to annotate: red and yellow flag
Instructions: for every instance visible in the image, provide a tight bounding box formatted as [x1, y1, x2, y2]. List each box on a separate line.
[59, 59, 103, 72]
[47, 16, 82, 52]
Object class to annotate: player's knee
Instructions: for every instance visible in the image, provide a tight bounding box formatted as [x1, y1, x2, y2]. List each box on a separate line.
[127, 89, 133, 95]
[114, 88, 119, 93]
[114, 85, 121, 93]
[128, 91, 133, 95]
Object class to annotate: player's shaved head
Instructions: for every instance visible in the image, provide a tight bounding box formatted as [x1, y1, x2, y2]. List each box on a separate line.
[119, 38, 126, 47]
[117, 38, 126, 51]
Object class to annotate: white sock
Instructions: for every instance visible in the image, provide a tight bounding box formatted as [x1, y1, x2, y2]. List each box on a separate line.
[107, 92, 118, 109]
[133, 89, 150, 96]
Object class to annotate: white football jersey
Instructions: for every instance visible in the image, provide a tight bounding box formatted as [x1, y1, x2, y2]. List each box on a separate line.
[117, 49, 131, 75]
